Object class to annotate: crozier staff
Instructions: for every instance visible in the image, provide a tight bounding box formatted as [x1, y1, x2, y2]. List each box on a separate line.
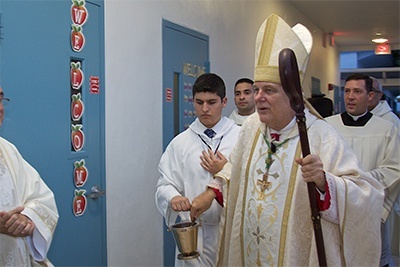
[279, 48, 326, 266]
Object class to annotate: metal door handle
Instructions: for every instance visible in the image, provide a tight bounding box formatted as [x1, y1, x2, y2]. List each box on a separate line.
[86, 185, 105, 199]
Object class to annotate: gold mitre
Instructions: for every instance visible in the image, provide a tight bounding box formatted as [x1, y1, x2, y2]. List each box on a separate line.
[254, 13, 313, 84]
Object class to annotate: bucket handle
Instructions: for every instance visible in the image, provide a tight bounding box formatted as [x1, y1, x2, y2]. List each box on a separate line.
[166, 206, 196, 231]
[166, 206, 174, 231]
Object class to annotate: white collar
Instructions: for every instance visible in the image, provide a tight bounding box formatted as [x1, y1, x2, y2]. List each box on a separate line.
[347, 110, 368, 121]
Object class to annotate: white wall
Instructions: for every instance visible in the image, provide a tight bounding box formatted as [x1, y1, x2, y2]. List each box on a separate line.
[104, 1, 339, 266]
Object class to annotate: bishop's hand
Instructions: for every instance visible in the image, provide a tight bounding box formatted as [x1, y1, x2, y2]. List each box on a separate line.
[190, 188, 216, 222]
[295, 154, 326, 192]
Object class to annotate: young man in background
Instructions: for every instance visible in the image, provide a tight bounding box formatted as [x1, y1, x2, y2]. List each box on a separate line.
[228, 78, 255, 126]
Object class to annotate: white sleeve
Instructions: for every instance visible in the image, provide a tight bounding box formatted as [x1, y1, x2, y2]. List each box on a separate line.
[24, 229, 46, 261]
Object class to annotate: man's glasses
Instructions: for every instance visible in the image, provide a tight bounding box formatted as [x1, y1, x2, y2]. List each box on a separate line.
[0, 97, 10, 105]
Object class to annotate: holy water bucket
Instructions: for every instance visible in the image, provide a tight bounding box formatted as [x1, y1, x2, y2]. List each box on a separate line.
[167, 209, 200, 260]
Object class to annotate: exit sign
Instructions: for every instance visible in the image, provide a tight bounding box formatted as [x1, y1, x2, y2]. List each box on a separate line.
[375, 43, 391, 55]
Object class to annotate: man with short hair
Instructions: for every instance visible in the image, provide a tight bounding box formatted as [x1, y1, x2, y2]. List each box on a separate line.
[191, 14, 384, 266]
[228, 78, 255, 125]
[155, 73, 240, 266]
[326, 73, 400, 267]
[368, 76, 400, 133]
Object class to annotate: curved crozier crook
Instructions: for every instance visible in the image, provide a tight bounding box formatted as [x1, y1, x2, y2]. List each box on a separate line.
[278, 48, 304, 114]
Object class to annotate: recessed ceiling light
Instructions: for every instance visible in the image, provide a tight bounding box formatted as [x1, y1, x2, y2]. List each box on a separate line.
[372, 37, 389, 44]
[372, 33, 388, 43]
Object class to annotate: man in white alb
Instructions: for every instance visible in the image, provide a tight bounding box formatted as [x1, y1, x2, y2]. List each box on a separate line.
[155, 73, 240, 266]
[0, 87, 59, 266]
[326, 73, 400, 267]
[368, 76, 400, 265]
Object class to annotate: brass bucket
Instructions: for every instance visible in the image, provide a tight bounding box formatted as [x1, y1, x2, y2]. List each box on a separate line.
[167, 209, 200, 260]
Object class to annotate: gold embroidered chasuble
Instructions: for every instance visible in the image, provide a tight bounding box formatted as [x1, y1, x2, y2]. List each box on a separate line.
[216, 111, 384, 267]
[243, 124, 302, 266]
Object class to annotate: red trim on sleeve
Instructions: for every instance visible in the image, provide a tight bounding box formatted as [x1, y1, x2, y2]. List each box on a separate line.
[316, 182, 331, 211]
[210, 187, 224, 207]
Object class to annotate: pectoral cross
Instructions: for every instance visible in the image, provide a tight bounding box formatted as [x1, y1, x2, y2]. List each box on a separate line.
[257, 147, 274, 192]
[258, 132, 289, 192]
[257, 173, 272, 192]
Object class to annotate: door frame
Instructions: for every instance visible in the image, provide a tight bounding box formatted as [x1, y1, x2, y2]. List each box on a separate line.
[161, 19, 209, 266]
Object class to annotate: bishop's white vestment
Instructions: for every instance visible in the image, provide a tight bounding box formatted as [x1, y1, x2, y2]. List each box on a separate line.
[155, 117, 240, 267]
[0, 137, 59, 267]
[216, 110, 384, 267]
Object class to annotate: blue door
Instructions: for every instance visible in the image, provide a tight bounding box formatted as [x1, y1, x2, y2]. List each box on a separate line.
[162, 20, 209, 266]
[0, 0, 106, 265]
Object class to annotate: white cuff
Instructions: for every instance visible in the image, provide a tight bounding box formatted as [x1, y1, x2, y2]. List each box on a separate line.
[319, 173, 339, 224]
[207, 177, 223, 193]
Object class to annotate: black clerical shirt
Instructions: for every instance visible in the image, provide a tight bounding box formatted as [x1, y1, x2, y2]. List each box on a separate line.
[340, 111, 373, 127]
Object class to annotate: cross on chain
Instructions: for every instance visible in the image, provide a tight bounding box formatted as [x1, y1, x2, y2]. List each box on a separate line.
[257, 146, 274, 192]
[258, 134, 289, 192]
